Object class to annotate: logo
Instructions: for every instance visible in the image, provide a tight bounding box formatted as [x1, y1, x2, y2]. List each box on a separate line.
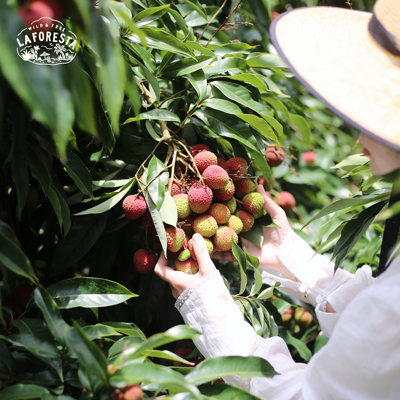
[16, 17, 77, 65]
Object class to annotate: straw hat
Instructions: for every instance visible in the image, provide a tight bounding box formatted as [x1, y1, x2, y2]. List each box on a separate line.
[270, 0, 400, 151]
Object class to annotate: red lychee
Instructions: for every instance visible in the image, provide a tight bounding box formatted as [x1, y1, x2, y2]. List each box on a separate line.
[122, 195, 147, 220]
[236, 210, 255, 232]
[276, 191, 296, 210]
[208, 203, 231, 225]
[133, 249, 156, 273]
[213, 226, 238, 251]
[121, 384, 143, 400]
[226, 157, 248, 180]
[188, 183, 213, 213]
[190, 144, 210, 156]
[174, 258, 199, 274]
[266, 146, 285, 167]
[234, 178, 257, 198]
[202, 165, 229, 189]
[217, 157, 228, 170]
[301, 151, 317, 165]
[19, 1, 55, 27]
[213, 179, 235, 201]
[271, 11, 280, 20]
[168, 178, 181, 196]
[194, 150, 218, 173]
[165, 226, 185, 252]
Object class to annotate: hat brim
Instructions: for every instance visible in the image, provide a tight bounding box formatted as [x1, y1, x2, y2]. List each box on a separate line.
[270, 7, 400, 151]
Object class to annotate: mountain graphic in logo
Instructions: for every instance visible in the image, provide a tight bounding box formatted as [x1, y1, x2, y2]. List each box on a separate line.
[16, 17, 77, 65]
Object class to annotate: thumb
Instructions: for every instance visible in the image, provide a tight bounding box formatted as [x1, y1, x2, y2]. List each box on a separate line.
[192, 233, 216, 275]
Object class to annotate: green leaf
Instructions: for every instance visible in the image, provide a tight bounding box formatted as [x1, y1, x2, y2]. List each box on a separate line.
[214, 42, 255, 55]
[124, 109, 180, 124]
[102, 322, 146, 339]
[65, 322, 109, 392]
[248, 265, 263, 297]
[163, 56, 214, 77]
[246, 53, 288, 69]
[47, 277, 137, 309]
[225, 73, 268, 93]
[231, 241, 248, 295]
[257, 285, 276, 300]
[332, 154, 369, 170]
[237, 114, 278, 142]
[289, 114, 311, 144]
[199, 382, 261, 400]
[47, 184, 71, 236]
[83, 324, 123, 340]
[186, 69, 207, 100]
[182, 0, 208, 21]
[0, 220, 36, 282]
[0, 384, 52, 400]
[203, 98, 242, 115]
[159, 191, 178, 227]
[133, 5, 171, 25]
[147, 156, 169, 210]
[64, 148, 93, 197]
[286, 331, 312, 362]
[185, 356, 276, 385]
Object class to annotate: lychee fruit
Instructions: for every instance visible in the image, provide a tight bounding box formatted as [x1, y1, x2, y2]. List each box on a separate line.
[282, 307, 293, 325]
[213, 179, 235, 201]
[276, 191, 296, 210]
[301, 151, 317, 165]
[242, 192, 265, 215]
[122, 195, 147, 220]
[165, 226, 185, 252]
[19, 1, 55, 27]
[226, 215, 243, 234]
[224, 197, 237, 214]
[193, 215, 218, 237]
[173, 193, 191, 220]
[169, 178, 181, 196]
[133, 249, 156, 273]
[208, 203, 231, 225]
[213, 226, 238, 251]
[202, 165, 229, 189]
[190, 144, 209, 156]
[174, 258, 199, 274]
[234, 178, 257, 198]
[194, 150, 218, 173]
[217, 157, 228, 170]
[226, 157, 248, 180]
[253, 208, 264, 219]
[266, 146, 285, 167]
[188, 183, 213, 213]
[121, 384, 143, 400]
[236, 210, 255, 232]
[271, 11, 280, 20]
[188, 237, 214, 260]
[178, 249, 191, 262]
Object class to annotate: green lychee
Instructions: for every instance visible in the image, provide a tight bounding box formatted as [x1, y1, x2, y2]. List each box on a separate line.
[174, 258, 199, 274]
[178, 249, 191, 262]
[193, 215, 218, 237]
[226, 215, 243, 234]
[224, 197, 237, 214]
[188, 237, 214, 260]
[242, 192, 264, 215]
[188, 183, 213, 213]
[236, 210, 255, 232]
[213, 226, 238, 251]
[165, 226, 185, 252]
[202, 165, 229, 189]
[173, 193, 191, 219]
[208, 203, 231, 225]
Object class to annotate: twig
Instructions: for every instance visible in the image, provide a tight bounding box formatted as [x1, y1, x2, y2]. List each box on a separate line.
[197, 0, 228, 42]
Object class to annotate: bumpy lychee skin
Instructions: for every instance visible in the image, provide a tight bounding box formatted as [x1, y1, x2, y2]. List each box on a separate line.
[214, 179, 235, 201]
[202, 165, 229, 189]
[169, 178, 181, 196]
[213, 226, 238, 251]
[242, 192, 265, 215]
[165, 226, 185, 252]
[188, 237, 214, 260]
[208, 203, 231, 224]
[178, 249, 191, 262]
[193, 215, 218, 237]
[236, 210, 255, 232]
[173, 193, 191, 220]
[266, 146, 285, 167]
[122, 195, 147, 220]
[224, 197, 237, 214]
[174, 258, 199, 274]
[194, 150, 218, 173]
[217, 157, 228, 170]
[190, 144, 210, 156]
[234, 178, 257, 198]
[276, 191, 296, 210]
[133, 249, 156, 273]
[226, 215, 243, 234]
[188, 183, 213, 213]
[226, 157, 248, 180]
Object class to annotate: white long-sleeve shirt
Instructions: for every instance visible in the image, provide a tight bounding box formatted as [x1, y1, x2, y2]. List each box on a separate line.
[175, 230, 400, 399]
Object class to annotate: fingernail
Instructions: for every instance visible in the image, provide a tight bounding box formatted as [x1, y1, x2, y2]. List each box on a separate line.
[193, 233, 201, 243]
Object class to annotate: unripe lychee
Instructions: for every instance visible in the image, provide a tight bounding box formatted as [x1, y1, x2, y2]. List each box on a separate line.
[208, 203, 231, 225]
[301, 151, 317, 165]
[234, 178, 257, 198]
[169, 178, 181, 196]
[173, 193, 191, 220]
[276, 191, 296, 210]
[188, 237, 214, 260]
[202, 165, 229, 189]
[226, 157, 248, 180]
[188, 183, 213, 213]
[165, 226, 185, 252]
[175, 258, 199, 274]
[242, 192, 265, 215]
[266, 146, 285, 167]
[224, 197, 237, 214]
[213, 226, 238, 251]
[194, 151, 218, 173]
[253, 208, 264, 219]
[178, 249, 191, 262]
[282, 307, 293, 324]
[122, 195, 147, 220]
[133, 249, 156, 273]
[193, 215, 218, 237]
[226, 215, 243, 234]
[236, 210, 255, 232]
[190, 144, 209, 156]
[214, 179, 235, 201]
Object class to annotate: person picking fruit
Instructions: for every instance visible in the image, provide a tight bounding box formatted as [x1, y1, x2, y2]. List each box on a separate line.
[155, 0, 400, 398]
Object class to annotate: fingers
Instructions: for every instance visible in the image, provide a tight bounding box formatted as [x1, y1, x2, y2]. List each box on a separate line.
[257, 185, 290, 229]
[192, 233, 216, 275]
[154, 253, 177, 284]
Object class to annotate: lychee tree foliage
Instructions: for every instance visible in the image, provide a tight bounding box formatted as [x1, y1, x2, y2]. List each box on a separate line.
[0, 0, 392, 398]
